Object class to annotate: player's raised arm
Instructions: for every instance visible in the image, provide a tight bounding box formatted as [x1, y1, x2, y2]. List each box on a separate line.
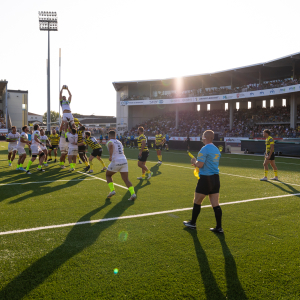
[60, 87, 63, 101]
[67, 87, 72, 102]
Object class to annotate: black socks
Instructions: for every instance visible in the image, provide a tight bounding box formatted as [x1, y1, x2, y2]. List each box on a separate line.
[213, 206, 222, 228]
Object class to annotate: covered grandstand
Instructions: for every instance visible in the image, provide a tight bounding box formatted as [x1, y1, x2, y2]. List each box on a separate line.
[113, 52, 300, 136]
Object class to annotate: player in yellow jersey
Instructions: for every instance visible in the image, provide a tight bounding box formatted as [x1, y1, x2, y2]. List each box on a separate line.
[155, 130, 165, 165]
[137, 127, 152, 180]
[260, 129, 279, 181]
[78, 131, 107, 173]
[77, 124, 89, 168]
[48, 129, 60, 162]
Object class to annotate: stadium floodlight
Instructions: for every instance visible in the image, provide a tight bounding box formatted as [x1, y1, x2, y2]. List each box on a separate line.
[38, 11, 58, 131]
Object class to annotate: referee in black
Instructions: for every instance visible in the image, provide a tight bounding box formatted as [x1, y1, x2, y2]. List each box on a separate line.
[183, 130, 223, 233]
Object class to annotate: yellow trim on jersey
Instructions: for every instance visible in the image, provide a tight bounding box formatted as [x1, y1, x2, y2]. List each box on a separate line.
[137, 134, 148, 152]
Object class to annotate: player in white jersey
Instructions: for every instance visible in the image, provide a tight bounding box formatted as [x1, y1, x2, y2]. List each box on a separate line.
[106, 129, 136, 201]
[6, 126, 20, 167]
[60, 86, 73, 135]
[25, 124, 46, 174]
[66, 125, 78, 172]
[16, 125, 30, 171]
[40, 129, 50, 167]
[59, 121, 69, 168]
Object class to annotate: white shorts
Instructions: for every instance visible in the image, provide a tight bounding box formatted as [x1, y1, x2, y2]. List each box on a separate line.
[107, 160, 128, 173]
[8, 144, 18, 153]
[62, 113, 74, 122]
[17, 147, 26, 155]
[30, 144, 42, 154]
[41, 146, 47, 151]
[60, 143, 69, 153]
[68, 148, 78, 156]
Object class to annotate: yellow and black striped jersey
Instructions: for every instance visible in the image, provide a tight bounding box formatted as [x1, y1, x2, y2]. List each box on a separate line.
[155, 134, 163, 146]
[84, 136, 101, 150]
[77, 129, 84, 144]
[137, 134, 148, 152]
[49, 134, 60, 145]
[265, 136, 274, 153]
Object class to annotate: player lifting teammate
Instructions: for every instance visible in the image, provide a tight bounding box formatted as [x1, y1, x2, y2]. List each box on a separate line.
[137, 127, 152, 180]
[59, 121, 68, 168]
[66, 121, 78, 172]
[106, 129, 137, 201]
[155, 130, 165, 164]
[260, 129, 279, 181]
[40, 129, 50, 167]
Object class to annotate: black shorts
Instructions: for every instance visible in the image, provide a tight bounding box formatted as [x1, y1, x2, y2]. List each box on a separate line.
[195, 174, 220, 195]
[78, 145, 87, 153]
[155, 145, 162, 151]
[91, 148, 102, 157]
[49, 145, 58, 150]
[138, 151, 149, 162]
[266, 152, 275, 161]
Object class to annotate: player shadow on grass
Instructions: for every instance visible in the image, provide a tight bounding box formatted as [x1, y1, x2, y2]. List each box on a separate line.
[1, 174, 89, 203]
[0, 193, 135, 299]
[185, 229, 248, 300]
[149, 164, 162, 178]
[265, 181, 300, 196]
[213, 233, 248, 300]
[134, 178, 151, 196]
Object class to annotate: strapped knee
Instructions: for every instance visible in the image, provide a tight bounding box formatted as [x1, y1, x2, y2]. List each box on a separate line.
[39, 152, 45, 158]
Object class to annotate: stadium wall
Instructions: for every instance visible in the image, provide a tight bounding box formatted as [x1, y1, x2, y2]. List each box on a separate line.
[7, 90, 28, 129]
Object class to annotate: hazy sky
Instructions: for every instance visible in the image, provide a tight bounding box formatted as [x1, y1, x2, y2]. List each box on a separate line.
[1, 0, 300, 117]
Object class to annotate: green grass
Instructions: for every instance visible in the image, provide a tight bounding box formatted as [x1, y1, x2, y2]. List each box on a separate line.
[0, 142, 299, 299]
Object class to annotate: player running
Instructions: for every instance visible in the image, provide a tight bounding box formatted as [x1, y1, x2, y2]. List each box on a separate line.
[155, 130, 165, 165]
[6, 126, 20, 167]
[48, 129, 60, 162]
[260, 129, 279, 181]
[106, 129, 137, 201]
[25, 124, 46, 174]
[40, 129, 50, 167]
[16, 125, 30, 171]
[78, 131, 106, 173]
[137, 126, 152, 180]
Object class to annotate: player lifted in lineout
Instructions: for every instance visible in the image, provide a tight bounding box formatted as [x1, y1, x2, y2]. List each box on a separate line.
[60, 85, 73, 134]
[106, 129, 137, 201]
[16, 125, 31, 171]
[6, 126, 20, 167]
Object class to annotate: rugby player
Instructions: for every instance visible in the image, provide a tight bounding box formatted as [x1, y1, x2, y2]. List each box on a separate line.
[59, 121, 68, 169]
[6, 126, 20, 166]
[60, 86, 73, 133]
[183, 130, 223, 233]
[66, 125, 78, 172]
[137, 127, 152, 180]
[106, 129, 136, 201]
[78, 131, 106, 173]
[77, 124, 89, 168]
[260, 129, 279, 181]
[40, 129, 50, 167]
[48, 129, 60, 162]
[16, 125, 30, 171]
[26, 124, 46, 174]
[155, 130, 165, 165]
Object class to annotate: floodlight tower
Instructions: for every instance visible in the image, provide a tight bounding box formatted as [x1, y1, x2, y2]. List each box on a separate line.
[38, 11, 58, 131]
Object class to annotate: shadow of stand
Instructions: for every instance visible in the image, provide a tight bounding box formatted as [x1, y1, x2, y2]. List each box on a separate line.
[0, 193, 135, 299]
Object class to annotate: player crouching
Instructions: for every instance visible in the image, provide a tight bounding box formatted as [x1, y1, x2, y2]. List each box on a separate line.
[106, 129, 136, 201]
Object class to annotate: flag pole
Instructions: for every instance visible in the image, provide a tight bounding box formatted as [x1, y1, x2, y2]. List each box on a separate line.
[59, 48, 61, 125]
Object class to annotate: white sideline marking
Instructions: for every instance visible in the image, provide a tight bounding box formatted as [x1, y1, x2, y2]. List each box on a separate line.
[0, 178, 96, 186]
[77, 171, 127, 190]
[0, 192, 299, 236]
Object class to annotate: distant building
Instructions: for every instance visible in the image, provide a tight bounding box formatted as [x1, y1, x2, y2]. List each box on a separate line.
[28, 112, 43, 124]
[73, 114, 116, 130]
